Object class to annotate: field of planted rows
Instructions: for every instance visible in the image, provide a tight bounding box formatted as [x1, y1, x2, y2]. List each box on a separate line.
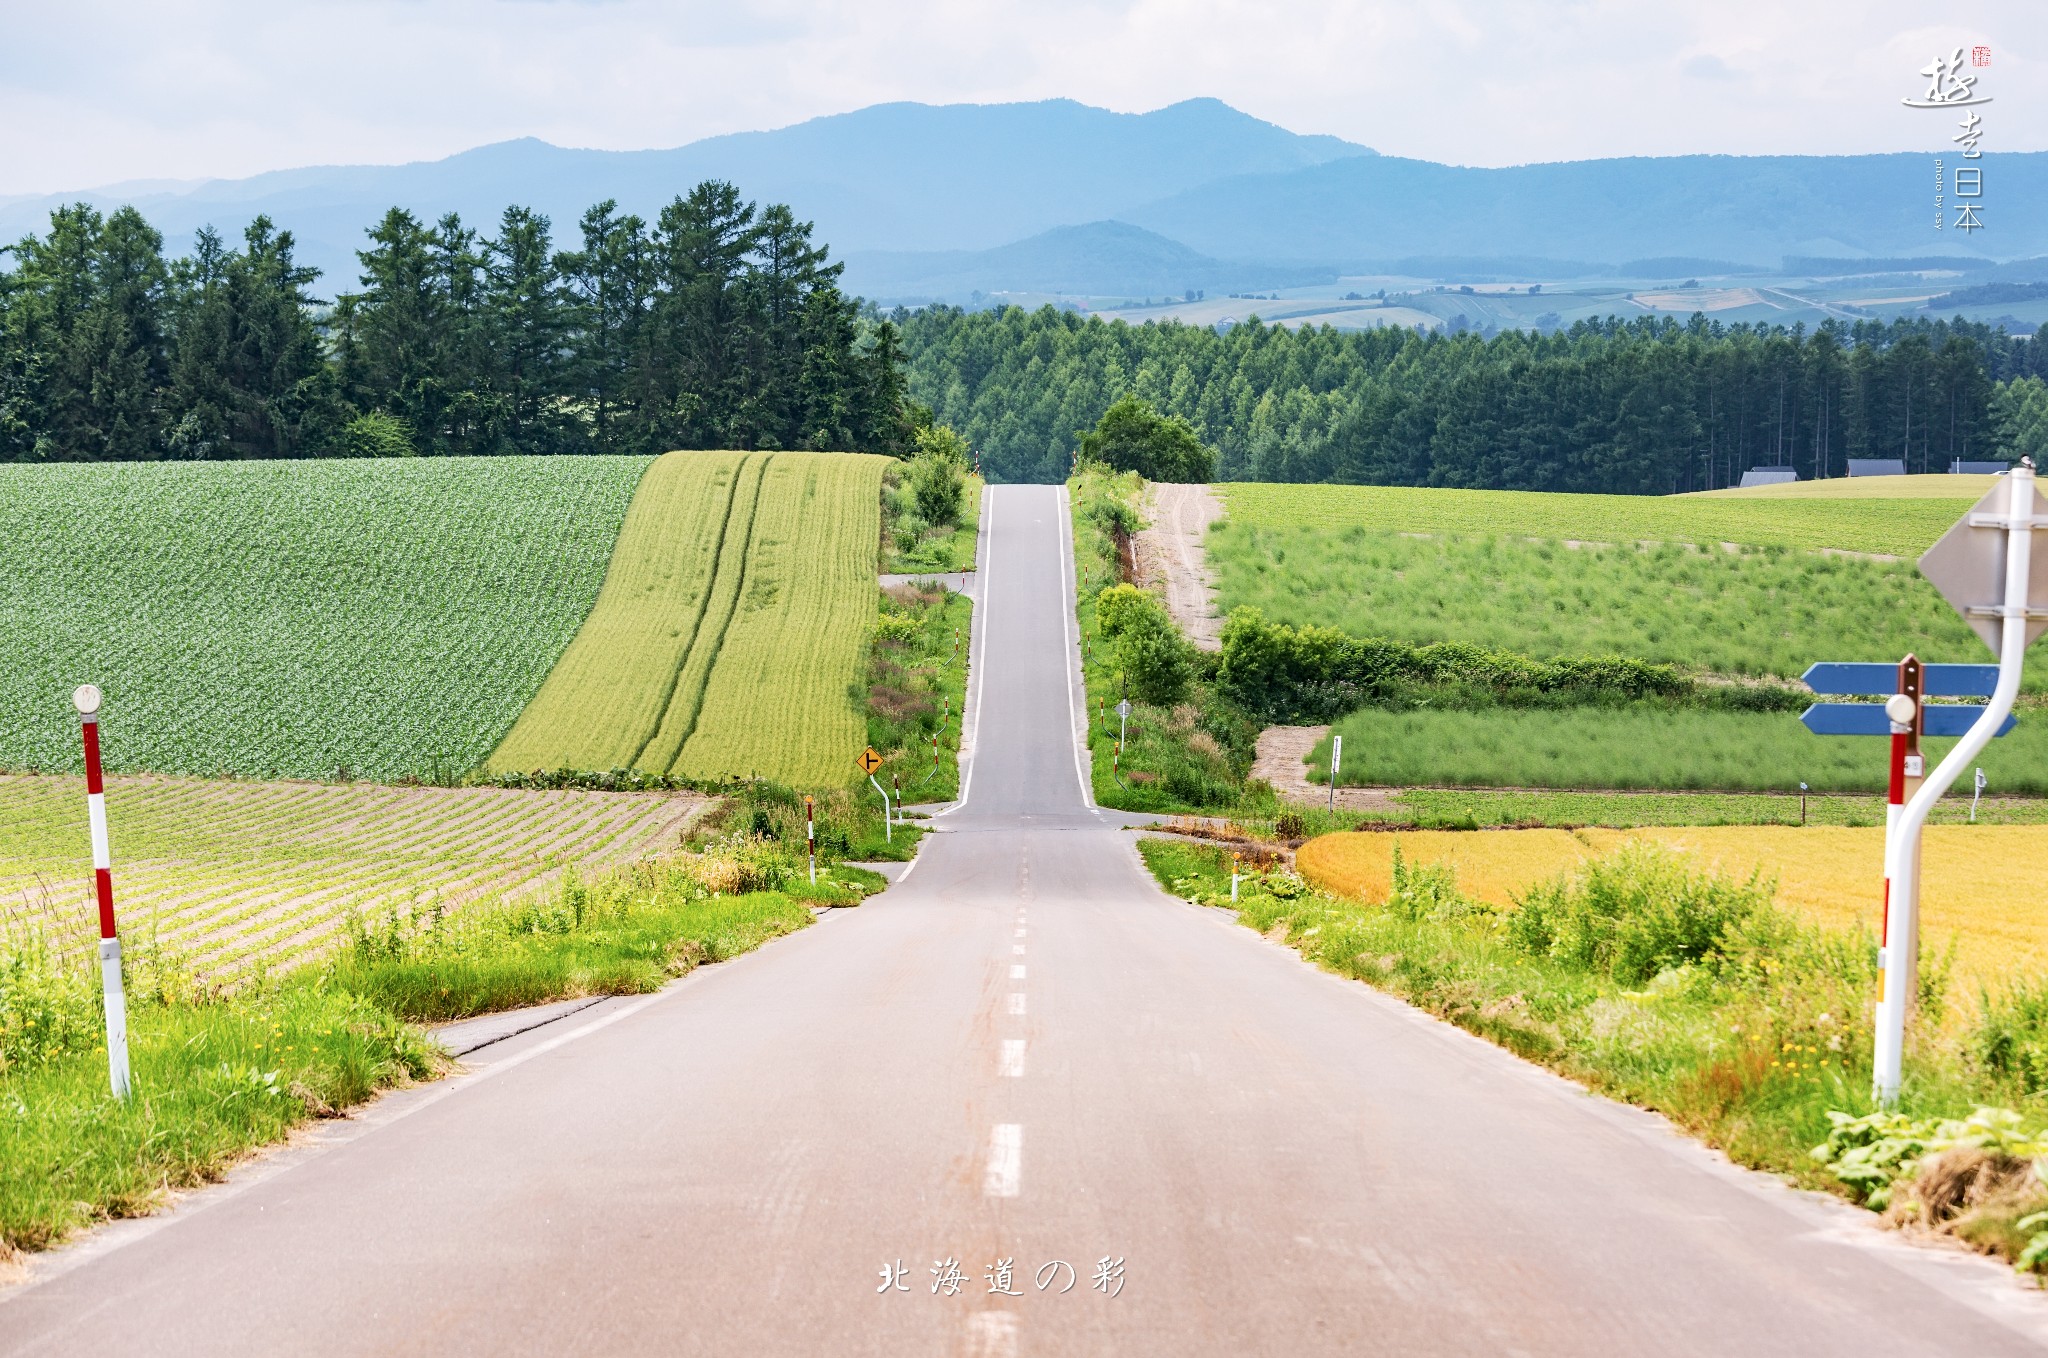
[0, 775, 705, 981]
[1211, 481, 2024, 684]
[1297, 824, 2048, 991]
[0, 457, 652, 781]
[487, 450, 887, 788]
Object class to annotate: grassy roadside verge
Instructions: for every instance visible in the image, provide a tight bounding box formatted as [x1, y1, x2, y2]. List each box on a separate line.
[866, 584, 972, 805]
[0, 818, 881, 1260]
[882, 461, 982, 572]
[1136, 835, 2048, 1272]
[1070, 469, 1264, 814]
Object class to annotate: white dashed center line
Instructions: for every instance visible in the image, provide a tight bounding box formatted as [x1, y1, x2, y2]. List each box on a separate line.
[984, 1124, 1022, 1197]
[999, 1039, 1026, 1077]
[1010, 965, 1026, 980]
[965, 1311, 1019, 1357]
[1007, 993, 1026, 1015]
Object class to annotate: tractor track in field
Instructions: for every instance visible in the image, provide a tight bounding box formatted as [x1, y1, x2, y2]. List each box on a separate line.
[659, 454, 770, 771]
[626, 454, 757, 772]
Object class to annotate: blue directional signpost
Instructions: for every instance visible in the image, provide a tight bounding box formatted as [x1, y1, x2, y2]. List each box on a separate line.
[1804, 462, 2048, 1104]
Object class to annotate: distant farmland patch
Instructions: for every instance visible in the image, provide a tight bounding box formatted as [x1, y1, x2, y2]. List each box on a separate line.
[487, 451, 888, 788]
[0, 774, 703, 981]
[1211, 482, 2006, 682]
[0, 456, 652, 781]
[1308, 705, 2048, 795]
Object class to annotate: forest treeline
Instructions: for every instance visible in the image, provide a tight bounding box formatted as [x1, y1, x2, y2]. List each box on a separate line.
[898, 305, 2048, 489]
[0, 186, 914, 462]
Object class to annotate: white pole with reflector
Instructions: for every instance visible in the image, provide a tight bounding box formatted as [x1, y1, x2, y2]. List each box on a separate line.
[1874, 462, 2048, 1103]
[74, 684, 132, 1101]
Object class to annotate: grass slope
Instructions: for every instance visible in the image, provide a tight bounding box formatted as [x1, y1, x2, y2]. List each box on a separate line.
[1312, 706, 2048, 795]
[0, 457, 652, 781]
[1212, 482, 2011, 683]
[486, 451, 888, 787]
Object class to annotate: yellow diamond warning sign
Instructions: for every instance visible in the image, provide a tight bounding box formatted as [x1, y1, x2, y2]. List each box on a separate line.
[856, 747, 884, 775]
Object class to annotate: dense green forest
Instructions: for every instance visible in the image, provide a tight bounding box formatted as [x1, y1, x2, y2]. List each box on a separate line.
[10, 187, 2044, 494]
[898, 305, 2048, 488]
[0, 186, 913, 461]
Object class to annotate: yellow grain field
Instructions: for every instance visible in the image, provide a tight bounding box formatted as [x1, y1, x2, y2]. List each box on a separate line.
[484, 449, 888, 787]
[1297, 825, 2048, 988]
[671, 453, 882, 787]
[487, 451, 750, 772]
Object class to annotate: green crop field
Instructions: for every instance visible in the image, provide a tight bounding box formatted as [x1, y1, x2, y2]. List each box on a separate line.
[1309, 706, 2048, 795]
[0, 774, 704, 981]
[1220, 482, 1973, 557]
[0, 457, 652, 781]
[1210, 482, 2010, 682]
[1687, 473, 2003, 501]
[487, 451, 888, 787]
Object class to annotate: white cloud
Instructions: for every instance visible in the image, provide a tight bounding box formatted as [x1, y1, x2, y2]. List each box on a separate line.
[0, 0, 2037, 194]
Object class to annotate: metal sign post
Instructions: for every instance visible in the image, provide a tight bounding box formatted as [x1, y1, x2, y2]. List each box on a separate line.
[1329, 735, 1343, 815]
[857, 748, 891, 844]
[1873, 463, 2048, 1103]
[73, 685, 131, 1101]
[1972, 768, 1987, 822]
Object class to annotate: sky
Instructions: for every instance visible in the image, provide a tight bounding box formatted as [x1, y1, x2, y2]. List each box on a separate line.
[0, 1, 2038, 196]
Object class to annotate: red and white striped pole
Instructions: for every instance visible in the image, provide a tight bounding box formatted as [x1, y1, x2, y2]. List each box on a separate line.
[1874, 657, 1923, 1095]
[74, 684, 132, 1100]
[805, 795, 817, 886]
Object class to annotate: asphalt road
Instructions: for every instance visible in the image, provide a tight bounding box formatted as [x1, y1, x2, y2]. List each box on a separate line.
[5, 485, 2046, 1355]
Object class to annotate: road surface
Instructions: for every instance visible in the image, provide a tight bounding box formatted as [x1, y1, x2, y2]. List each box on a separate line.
[4, 485, 2044, 1355]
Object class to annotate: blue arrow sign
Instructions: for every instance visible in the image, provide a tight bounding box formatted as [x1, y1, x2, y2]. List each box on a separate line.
[1801, 703, 2018, 737]
[1801, 662, 2001, 697]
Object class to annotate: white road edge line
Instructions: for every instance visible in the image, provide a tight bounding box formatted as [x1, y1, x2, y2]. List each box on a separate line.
[1056, 483, 1101, 815]
[999, 1039, 1027, 1078]
[984, 1123, 1022, 1197]
[941, 482, 995, 818]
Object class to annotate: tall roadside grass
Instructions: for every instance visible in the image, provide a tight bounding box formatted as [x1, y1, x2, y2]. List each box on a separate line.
[1139, 836, 2048, 1271]
[865, 584, 971, 804]
[0, 827, 866, 1259]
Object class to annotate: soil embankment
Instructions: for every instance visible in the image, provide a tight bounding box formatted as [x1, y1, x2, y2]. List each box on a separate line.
[1133, 482, 1226, 651]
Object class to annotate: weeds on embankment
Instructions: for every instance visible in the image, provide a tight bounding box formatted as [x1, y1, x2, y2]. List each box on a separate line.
[0, 825, 874, 1259]
[1138, 836, 2048, 1273]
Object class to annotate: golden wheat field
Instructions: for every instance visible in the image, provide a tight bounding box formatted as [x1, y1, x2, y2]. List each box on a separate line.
[1296, 825, 2048, 988]
[485, 449, 886, 787]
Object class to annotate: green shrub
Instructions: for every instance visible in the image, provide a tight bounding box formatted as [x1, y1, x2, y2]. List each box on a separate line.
[1506, 843, 1775, 985]
[1077, 394, 1214, 482]
[1973, 977, 2048, 1095]
[338, 410, 417, 459]
[0, 947, 94, 1073]
[1217, 607, 1689, 722]
[908, 451, 965, 526]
